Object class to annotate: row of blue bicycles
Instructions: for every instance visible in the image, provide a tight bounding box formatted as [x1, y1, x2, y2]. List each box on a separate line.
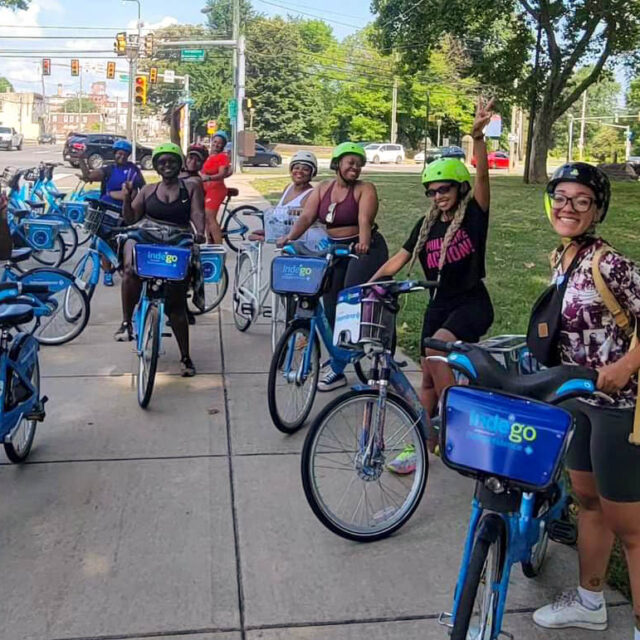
[247, 233, 608, 640]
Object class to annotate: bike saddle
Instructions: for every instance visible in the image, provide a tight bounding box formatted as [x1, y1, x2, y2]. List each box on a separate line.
[27, 201, 45, 210]
[227, 187, 239, 197]
[9, 248, 32, 263]
[48, 190, 65, 199]
[11, 209, 31, 220]
[0, 303, 34, 328]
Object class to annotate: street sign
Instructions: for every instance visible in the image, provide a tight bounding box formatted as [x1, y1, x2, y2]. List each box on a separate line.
[484, 115, 503, 138]
[180, 49, 205, 62]
[207, 120, 217, 135]
[119, 73, 129, 83]
[228, 99, 238, 120]
[163, 69, 175, 84]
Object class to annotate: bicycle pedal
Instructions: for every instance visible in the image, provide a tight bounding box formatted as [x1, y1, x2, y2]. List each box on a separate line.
[162, 332, 172, 337]
[548, 519, 577, 545]
[437, 612, 453, 628]
[25, 395, 48, 422]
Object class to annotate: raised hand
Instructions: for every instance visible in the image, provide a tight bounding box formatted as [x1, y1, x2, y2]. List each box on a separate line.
[471, 96, 495, 139]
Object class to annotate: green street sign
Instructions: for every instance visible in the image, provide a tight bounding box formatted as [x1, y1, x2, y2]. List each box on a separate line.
[228, 99, 238, 119]
[119, 73, 129, 83]
[180, 49, 206, 62]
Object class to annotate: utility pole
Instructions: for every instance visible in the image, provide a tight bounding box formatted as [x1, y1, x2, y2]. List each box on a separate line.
[578, 89, 587, 162]
[181, 74, 190, 155]
[568, 114, 574, 162]
[123, 0, 141, 162]
[390, 76, 398, 144]
[423, 91, 430, 170]
[436, 118, 442, 147]
[78, 64, 82, 116]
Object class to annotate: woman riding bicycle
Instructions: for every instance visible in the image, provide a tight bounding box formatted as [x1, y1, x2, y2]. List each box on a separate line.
[79, 139, 145, 286]
[370, 98, 494, 463]
[202, 132, 232, 243]
[280, 142, 388, 391]
[530, 163, 640, 639]
[118, 143, 205, 377]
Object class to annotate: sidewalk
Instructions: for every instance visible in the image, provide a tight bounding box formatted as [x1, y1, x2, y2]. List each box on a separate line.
[0, 176, 631, 640]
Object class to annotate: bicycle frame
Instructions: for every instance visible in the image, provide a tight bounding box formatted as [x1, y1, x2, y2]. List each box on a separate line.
[236, 241, 272, 318]
[220, 195, 249, 239]
[135, 285, 166, 356]
[80, 235, 119, 286]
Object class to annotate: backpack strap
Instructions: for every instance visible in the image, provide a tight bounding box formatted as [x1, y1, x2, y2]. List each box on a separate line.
[592, 245, 640, 446]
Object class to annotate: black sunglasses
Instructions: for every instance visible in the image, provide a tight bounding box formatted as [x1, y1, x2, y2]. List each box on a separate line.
[425, 184, 455, 197]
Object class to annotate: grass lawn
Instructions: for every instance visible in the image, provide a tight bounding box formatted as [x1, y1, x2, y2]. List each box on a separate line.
[253, 171, 640, 600]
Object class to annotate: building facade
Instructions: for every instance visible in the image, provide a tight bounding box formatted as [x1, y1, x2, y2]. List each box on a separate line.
[0, 92, 45, 140]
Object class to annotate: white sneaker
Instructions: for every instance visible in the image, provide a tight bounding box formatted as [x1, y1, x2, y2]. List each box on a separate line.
[533, 589, 607, 631]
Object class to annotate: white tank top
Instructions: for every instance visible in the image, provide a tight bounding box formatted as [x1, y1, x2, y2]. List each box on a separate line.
[277, 184, 312, 208]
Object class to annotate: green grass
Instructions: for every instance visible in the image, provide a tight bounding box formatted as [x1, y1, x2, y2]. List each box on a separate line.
[253, 172, 640, 600]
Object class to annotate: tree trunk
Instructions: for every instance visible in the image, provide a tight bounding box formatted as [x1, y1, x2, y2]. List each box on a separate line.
[527, 106, 555, 183]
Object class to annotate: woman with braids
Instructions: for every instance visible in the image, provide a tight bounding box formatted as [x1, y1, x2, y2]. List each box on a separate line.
[370, 98, 494, 467]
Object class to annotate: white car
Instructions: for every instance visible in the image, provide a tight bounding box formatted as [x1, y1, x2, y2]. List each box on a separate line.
[364, 143, 405, 164]
[414, 151, 425, 163]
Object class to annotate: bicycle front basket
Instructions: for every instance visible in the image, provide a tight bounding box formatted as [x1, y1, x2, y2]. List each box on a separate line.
[199, 244, 226, 283]
[441, 386, 573, 491]
[84, 204, 121, 238]
[135, 244, 191, 281]
[22, 219, 61, 250]
[270, 255, 328, 296]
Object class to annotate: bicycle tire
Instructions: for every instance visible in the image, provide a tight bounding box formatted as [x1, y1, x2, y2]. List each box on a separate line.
[522, 498, 551, 578]
[138, 304, 160, 409]
[18, 268, 90, 345]
[268, 319, 319, 433]
[301, 389, 428, 542]
[3, 359, 39, 463]
[70, 252, 97, 303]
[232, 252, 254, 331]
[270, 292, 289, 352]
[58, 223, 79, 263]
[31, 234, 65, 268]
[451, 514, 505, 640]
[223, 204, 259, 253]
[189, 265, 229, 315]
[76, 223, 92, 247]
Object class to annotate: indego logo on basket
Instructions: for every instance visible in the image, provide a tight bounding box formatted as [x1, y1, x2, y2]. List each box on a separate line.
[469, 410, 538, 444]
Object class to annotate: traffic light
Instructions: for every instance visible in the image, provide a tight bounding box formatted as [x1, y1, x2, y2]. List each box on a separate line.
[114, 32, 127, 56]
[42, 58, 51, 76]
[134, 75, 147, 105]
[149, 67, 158, 84]
[106, 61, 116, 80]
[71, 59, 80, 76]
[144, 34, 154, 58]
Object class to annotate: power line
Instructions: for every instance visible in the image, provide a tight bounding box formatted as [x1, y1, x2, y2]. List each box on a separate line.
[378, 0, 428, 29]
[253, 0, 367, 29]
[0, 35, 115, 40]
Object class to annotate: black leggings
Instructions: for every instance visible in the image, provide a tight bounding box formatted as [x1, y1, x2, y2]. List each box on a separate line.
[323, 230, 389, 328]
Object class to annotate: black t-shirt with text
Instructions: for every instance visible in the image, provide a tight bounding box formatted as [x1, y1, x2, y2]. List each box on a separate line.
[402, 198, 489, 300]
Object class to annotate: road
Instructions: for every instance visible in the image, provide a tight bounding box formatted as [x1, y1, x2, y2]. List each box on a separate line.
[0, 175, 631, 640]
[0, 142, 68, 171]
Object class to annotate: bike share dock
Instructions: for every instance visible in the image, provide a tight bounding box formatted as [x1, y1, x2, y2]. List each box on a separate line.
[0, 175, 631, 640]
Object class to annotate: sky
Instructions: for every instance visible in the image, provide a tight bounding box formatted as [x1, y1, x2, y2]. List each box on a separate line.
[0, 0, 375, 98]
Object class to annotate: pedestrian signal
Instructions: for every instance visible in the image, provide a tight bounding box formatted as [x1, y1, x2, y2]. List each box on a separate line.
[71, 59, 80, 76]
[42, 58, 51, 76]
[107, 62, 116, 80]
[149, 67, 158, 84]
[134, 75, 147, 105]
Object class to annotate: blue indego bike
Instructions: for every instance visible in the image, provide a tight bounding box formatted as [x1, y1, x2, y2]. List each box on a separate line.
[300, 279, 436, 542]
[267, 243, 376, 434]
[117, 227, 194, 409]
[0, 281, 50, 462]
[424, 337, 603, 640]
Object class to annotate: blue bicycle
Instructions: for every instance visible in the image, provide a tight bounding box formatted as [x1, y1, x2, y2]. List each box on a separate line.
[300, 280, 435, 541]
[0, 281, 49, 462]
[425, 338, 601, 640]
[118, 227, 193, 408]
[267, 243, 373, 433]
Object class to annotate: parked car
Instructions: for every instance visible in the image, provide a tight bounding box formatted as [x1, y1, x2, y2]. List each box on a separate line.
[471, 150, 510, 169]
[64, 133, 153, 170]
[414, 148, 441, 164]
[0, 126, 23, 151]
[364, 143, 405, 164]
[38, 133, 56, 145]
[224, 142, 282, 167]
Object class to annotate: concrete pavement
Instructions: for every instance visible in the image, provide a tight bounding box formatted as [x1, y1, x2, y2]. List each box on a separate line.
[0, 175, 632, 640]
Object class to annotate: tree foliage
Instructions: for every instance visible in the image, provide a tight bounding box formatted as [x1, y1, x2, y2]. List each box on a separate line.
[0, 77, 13, 93]
[0, 1, 29, 8]
[62, 97, 97, 113]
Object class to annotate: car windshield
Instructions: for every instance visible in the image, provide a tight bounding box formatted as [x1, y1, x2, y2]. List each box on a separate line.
[0, 127, 11, 134]
[365, 144, 381, 150]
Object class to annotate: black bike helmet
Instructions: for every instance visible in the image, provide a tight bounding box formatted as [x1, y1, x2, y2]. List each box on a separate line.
[545, 162, 611, 223]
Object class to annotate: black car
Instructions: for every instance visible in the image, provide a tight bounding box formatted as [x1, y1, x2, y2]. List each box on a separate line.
[425, 145, 466, 164]
[224, 142, 282, 167]
[63, 133, 153, 170]
[38, 133, 56, 144]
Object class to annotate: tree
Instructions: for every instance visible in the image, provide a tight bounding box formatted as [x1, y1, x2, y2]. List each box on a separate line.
[373, 0, 640, 182]
[0, 77, 13, 93]
[591, 126, 625, 163]
[626, 77, 640, 153]
[0, 1, 29, 8]
[62, 98, 97, 113]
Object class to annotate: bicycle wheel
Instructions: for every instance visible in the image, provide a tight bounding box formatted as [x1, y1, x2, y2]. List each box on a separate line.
[451, 514, 505, 640]
[18, 268, 90, 345]
[70, 252, 98, 303]
[268, 319, 319, 433]
[4, 359, 39, 463]
[58, 223, 79, 263]
[31, 234, 65, 268]
[232, 252, 255, 331]
[75, 223, 92, 246]
[301, 389, 427, 542]
[223, 205, 258, 252]
[138, 303, 161, 408]
[189, 265, 229, 315]
[270, 292, 289, 352]
[522, 499, 551, 578]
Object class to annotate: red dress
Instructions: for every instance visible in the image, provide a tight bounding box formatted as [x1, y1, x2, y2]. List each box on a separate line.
[202, 152, 230, 213]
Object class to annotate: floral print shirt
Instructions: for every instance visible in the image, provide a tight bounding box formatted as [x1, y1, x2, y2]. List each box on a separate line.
[554, 238, 640, 408]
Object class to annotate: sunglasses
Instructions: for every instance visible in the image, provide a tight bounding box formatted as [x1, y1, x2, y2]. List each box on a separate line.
[425, 184, 455, 198]
[326, 202, 337, 224]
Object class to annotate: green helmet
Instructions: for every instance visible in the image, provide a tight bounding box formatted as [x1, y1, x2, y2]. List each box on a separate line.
[421, 157, 470, 186]
[330, 142, 366, 170]
[152, 142, 183, 170]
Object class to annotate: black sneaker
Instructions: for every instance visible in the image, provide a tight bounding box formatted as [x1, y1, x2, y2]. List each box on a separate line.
[180, 356, 196, 377]
[114, 322, 133, 342]
[187, 310, 196, 325]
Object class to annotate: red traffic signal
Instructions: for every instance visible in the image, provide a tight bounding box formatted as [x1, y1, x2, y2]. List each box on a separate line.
[42, 58, 51, 76]
[134, 75, 147, 105]
[71, 59, 80, 76]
